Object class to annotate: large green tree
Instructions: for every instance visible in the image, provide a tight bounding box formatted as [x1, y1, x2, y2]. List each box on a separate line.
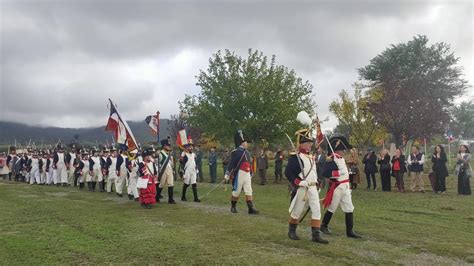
[180, 49, 316, 146]
[329, 83, 388, 148]
[451, 100, 474, 139]
[358, 35, 469, 146]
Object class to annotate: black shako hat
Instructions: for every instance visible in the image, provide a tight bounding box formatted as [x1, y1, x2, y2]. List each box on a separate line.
[234, 130, 251, 148]
[328, 136, 352, 154]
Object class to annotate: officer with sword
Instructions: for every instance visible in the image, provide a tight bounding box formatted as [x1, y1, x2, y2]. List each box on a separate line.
[285, 122, 328, 244]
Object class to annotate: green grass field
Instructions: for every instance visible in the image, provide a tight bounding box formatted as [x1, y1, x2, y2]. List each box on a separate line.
[1, 160, 473, 265]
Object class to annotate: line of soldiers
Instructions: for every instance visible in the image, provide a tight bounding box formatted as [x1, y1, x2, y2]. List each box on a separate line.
[0, 139, 203, 208]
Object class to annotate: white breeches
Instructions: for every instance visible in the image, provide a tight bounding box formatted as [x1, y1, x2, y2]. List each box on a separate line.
[290, 185, 321, 220]
[327, 183, 354, 213]
[232, 170, 253, 198]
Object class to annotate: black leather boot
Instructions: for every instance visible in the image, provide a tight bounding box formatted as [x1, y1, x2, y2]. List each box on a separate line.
[192, 184, 201, 202]
[231, 200, 237, 213]
[74, 176, 79, 187]
[288, 223, 300, 240]
[156, 187, 163, 202]
[168, 187, 176, 204]
[246, 201, 259, 214]
[345, 212, 362, 238]
[100, 181, 105, 192]
[311, 227, 329, 244]
[87, 182, 92, 191]
[321, 211, 333, 234]
[181, 184, 189, 201]
[92, 182, 97, 192]
[79, 182, 84, 190]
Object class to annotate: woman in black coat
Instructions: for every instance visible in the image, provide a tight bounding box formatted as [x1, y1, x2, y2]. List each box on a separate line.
[431, 145, 449, 194]
[362, 149, 378, 190]
[378, 149, 391, 191]
[391, 148, 407, 192]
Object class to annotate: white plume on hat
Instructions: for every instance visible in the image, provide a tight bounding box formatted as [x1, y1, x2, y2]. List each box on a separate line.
[296, 111, 313, 127]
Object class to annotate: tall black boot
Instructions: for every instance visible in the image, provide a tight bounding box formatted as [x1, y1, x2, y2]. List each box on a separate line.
[79, 182, 84, 190]
[87, 182, 92, 191]
[345, 212, 362, 238]
[74, 175, 79, 187]
[181, 184, 189, 201]
[192, 184, 201, 202]
[92, 182, 97, 192]
[231, 200, 238, 213]
[168, 187, 176, 204]
[288, 223, 300, 240]
[156, 187, 163, 202]
[99, 181, 105, 192]
[311, 227, 329, 244]
[246, 201, 259, 214]
[321, 211, 333, 234]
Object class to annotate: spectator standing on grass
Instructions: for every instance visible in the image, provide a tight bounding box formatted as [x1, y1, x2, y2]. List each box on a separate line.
[347, 148, 360, 189]
[257, 149, 268, 185]
[378, 149, 391, 191]
[274, 148, 284, 183]
[208, 147, 217, 183]
[391, 148, 407, 192]
[222, 149, 231, 178]
[431, 145, 448, 194]
[407, 146, 425, 193]
[456, 145, 471, 195]
[195, 145, 203, 182]
[362, 149, 377, 190]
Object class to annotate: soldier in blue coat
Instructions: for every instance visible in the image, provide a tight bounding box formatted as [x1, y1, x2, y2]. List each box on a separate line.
[224, 130, 259, 214]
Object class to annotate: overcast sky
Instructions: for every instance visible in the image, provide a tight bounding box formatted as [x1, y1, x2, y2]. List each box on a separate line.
[1, 0, 473, 131]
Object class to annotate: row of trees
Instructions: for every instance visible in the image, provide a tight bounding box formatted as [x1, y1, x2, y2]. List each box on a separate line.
[173, 35, 470, 149]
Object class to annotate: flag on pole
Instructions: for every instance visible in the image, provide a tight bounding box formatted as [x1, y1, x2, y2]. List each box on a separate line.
[176, 129, 188, 148]
[145, 112, 160, 135]
[105, 99, 139, 158]
[315, 116, 324, 146]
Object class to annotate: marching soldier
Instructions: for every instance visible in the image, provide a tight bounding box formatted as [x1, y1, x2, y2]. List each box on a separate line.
[79, 150, 91, 190]
[1, 152, 10, 180]
[321, 136, 361, 239]
[138, 147, 158, 209]
[88, 148, 102, 192]
[106, 147, 118, 193]
[53, 144, 71, 187]
[126, 154, 139, 201]
[72, 150, 81, 187]
[180, 138, 200, 202]
[115, 148, 129, 197]
[6, 147, 17, 181]
[99, 147, 110, 192]
[285, 129, 328, 244]
[27, 151, 43, 185]
[156, 139, 176, 204]
[224, 130, 259, 215]
[68, 145, 77, 185]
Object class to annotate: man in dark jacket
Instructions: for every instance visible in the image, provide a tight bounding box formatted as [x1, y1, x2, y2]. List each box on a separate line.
[257, 150, 268, 185]
[274, 148, 284, 183]
[362, 149, 378, 190]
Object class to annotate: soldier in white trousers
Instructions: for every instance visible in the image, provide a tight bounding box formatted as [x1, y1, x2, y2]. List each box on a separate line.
[155, 139, 176, 204]
[106, 148, 118, 193]
[285, 128, 327, 244]
[27, 152, 43, 185]
[224, 130, 259, 215]
[126, 156, 139, 201]
[87, 148, 102, 192]
[180, 139, 200, 202]
[53, 145, 71, 187]
[115, 149, 128, 197]
[321, 136, 361, 239]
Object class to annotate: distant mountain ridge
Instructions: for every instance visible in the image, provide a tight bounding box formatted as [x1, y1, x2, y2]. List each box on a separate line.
[0, 120, 171, 147]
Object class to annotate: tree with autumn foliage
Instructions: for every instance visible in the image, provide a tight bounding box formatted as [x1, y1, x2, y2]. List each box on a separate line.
[358, 35, 469, 146]
[330, 83, 388, 148]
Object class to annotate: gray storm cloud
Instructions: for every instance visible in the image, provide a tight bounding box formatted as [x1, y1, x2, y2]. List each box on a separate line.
[1, 0, 472, 129]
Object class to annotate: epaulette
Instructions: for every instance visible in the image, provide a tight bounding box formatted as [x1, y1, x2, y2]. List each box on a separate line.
[325, 156, 334, 162]
[289, 152, 297, 155]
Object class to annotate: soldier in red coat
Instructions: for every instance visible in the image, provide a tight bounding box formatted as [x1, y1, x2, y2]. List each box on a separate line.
[138, 148, 157, 209]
